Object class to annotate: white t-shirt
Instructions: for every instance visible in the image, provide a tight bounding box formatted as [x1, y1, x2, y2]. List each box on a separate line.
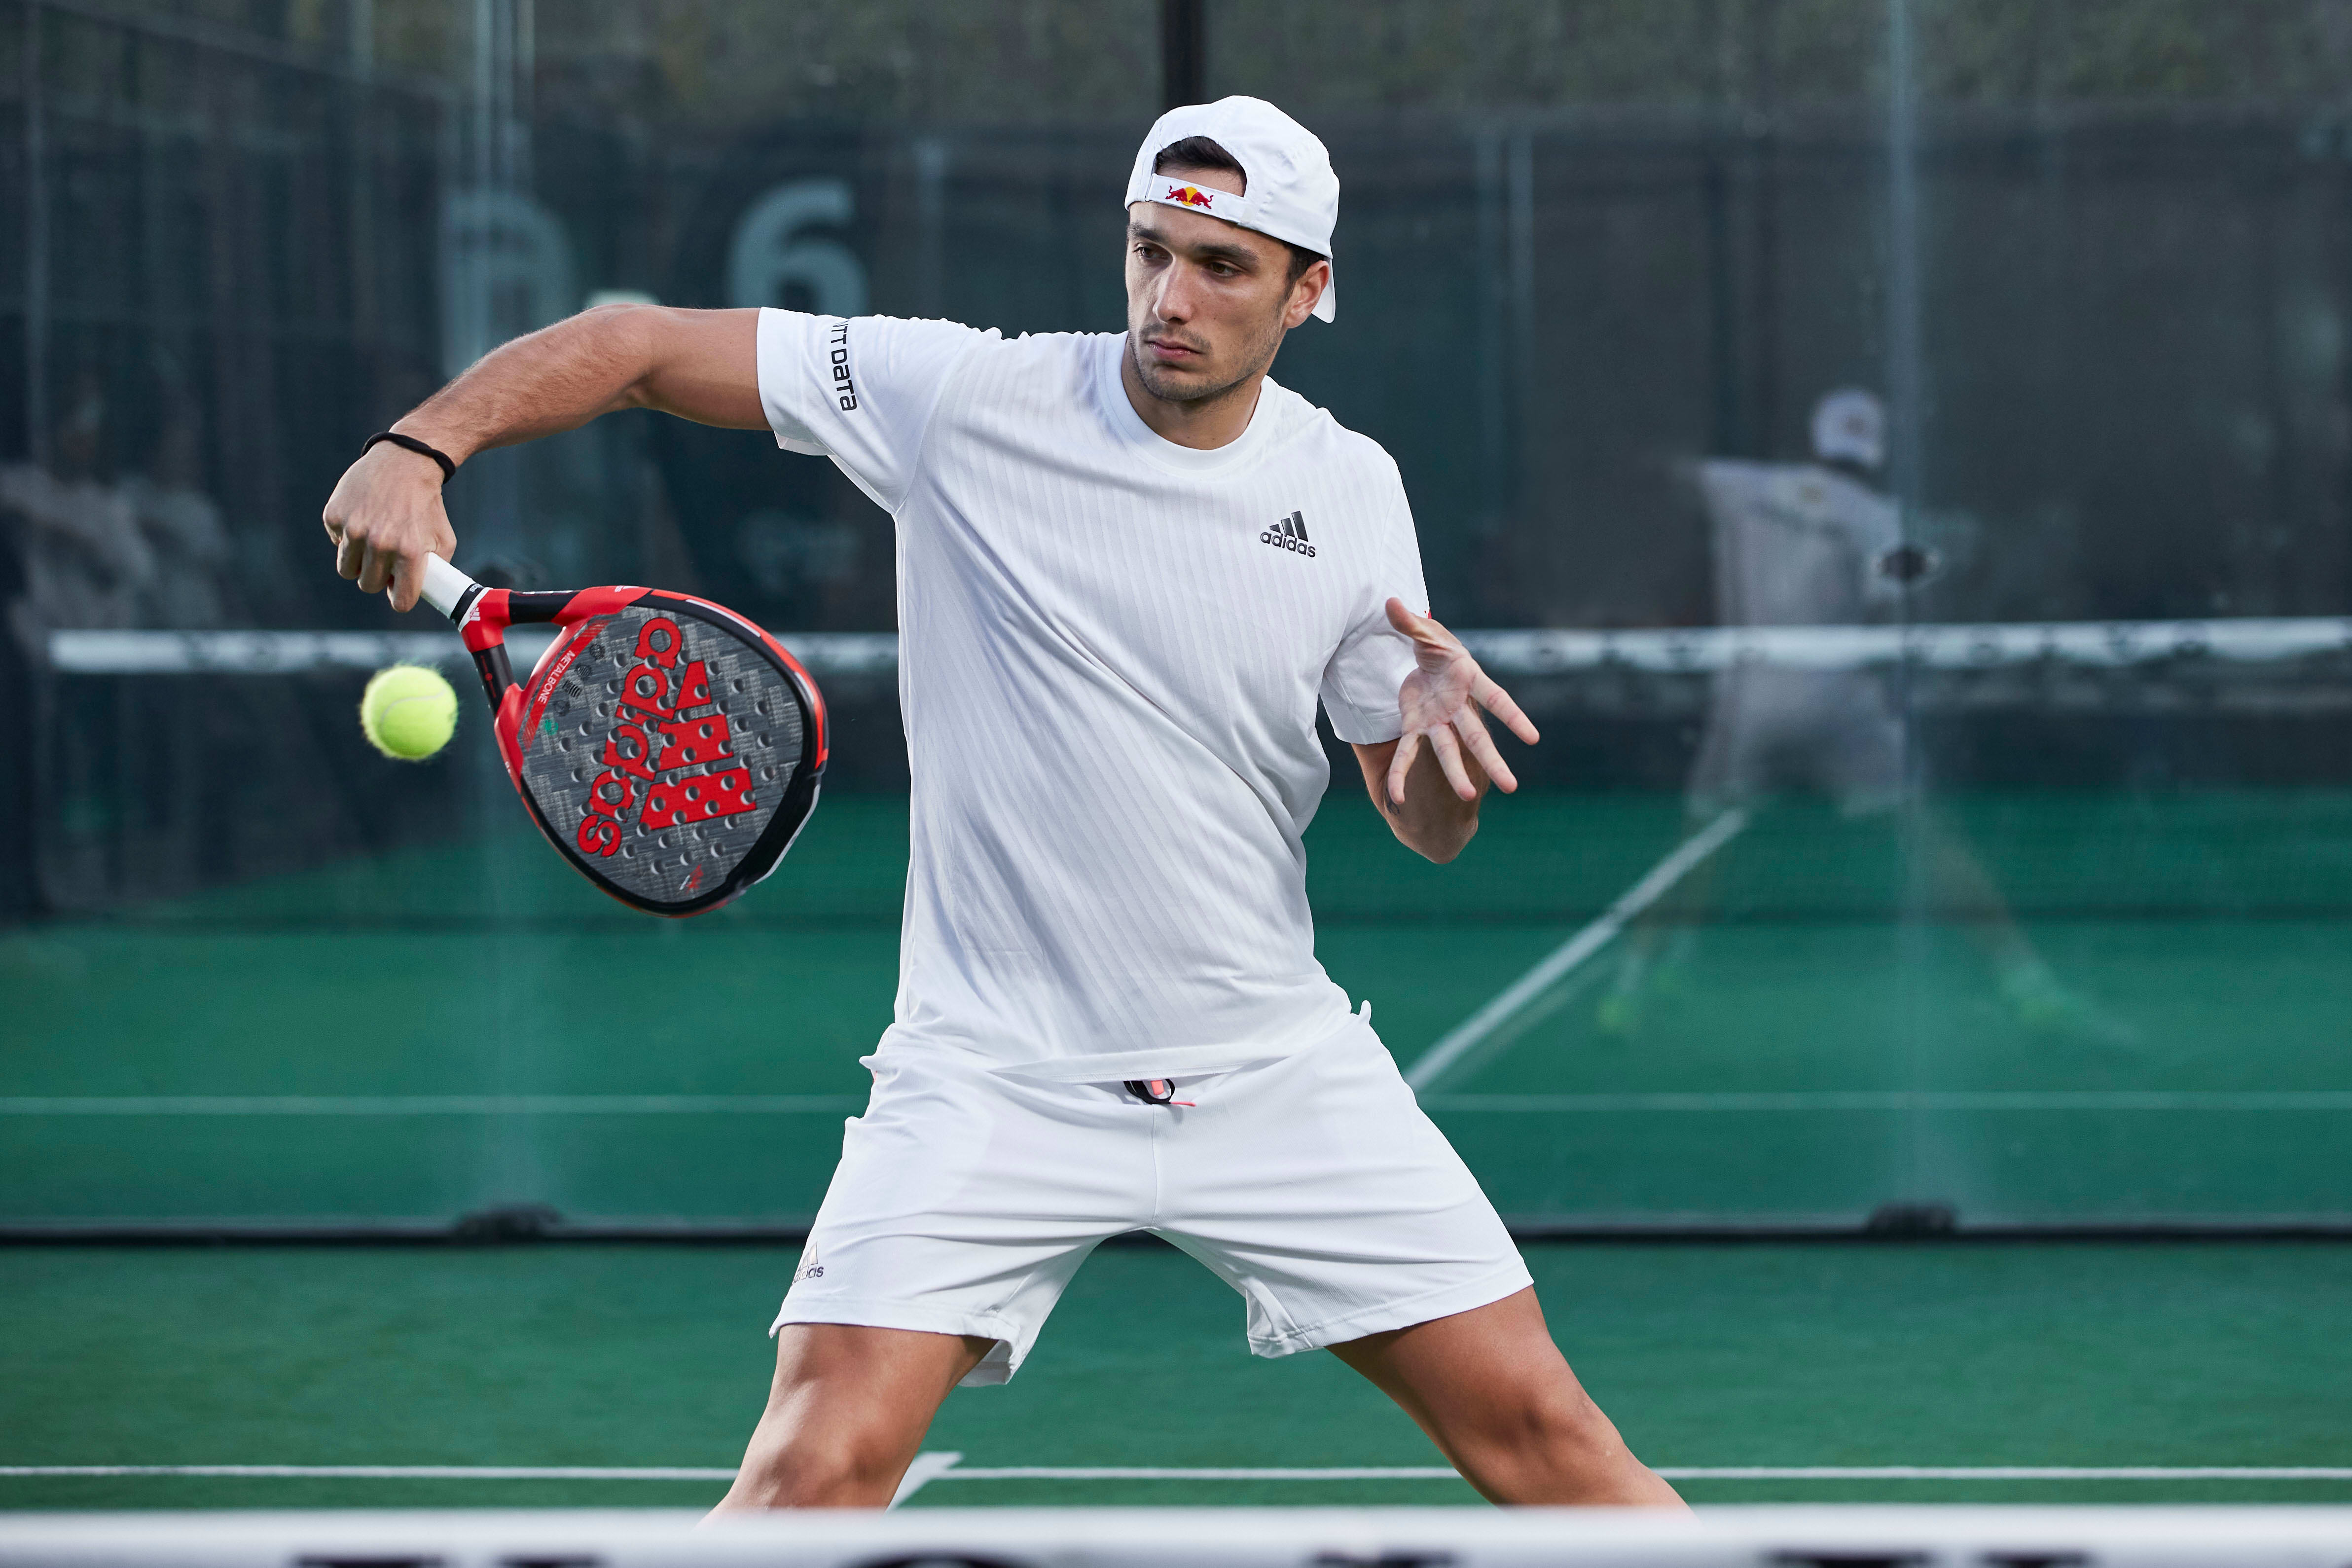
[757, 310, 1428, 1081]
[1696, 458, 1902, 627]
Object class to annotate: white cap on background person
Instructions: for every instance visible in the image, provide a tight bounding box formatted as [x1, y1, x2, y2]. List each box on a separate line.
[1811, 387, 1886, 471]
[1124, 96, 1340, 323]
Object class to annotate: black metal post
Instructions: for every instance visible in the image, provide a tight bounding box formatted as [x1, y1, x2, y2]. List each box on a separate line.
[24, 0, 50, 471]
[1161, 0, 1205, 111]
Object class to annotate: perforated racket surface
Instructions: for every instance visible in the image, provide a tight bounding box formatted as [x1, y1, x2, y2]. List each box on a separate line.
[419, 557, 826, 916]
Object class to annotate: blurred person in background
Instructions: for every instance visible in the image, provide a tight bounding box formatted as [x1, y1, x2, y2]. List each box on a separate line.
[1, 377, 234, 657]
[1599, 389, 2132, 1048]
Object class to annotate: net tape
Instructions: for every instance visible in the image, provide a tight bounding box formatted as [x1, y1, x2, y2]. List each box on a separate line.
[4, 1505, 2349, 1568]
[46, 617, 2352, 678]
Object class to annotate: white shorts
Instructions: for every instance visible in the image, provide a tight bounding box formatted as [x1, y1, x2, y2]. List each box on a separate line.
[771, 1011, 1531, 1385]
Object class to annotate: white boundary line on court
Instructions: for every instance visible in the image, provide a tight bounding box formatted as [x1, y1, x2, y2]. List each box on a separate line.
[14, 1459, 2352, 1510]
[1420, 1091, 2352, 1112]
[0, 1095, 867, 1116]
[10, 1088, 2349, 1117]
[1404, 807, 1749, 1091]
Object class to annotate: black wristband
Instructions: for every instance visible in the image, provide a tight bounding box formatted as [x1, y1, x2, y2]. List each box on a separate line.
[363, 431, 458, 483]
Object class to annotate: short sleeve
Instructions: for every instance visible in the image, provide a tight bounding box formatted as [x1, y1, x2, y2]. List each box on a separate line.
[1319, 470, 1430, 746]
[755, 309, 992, 512]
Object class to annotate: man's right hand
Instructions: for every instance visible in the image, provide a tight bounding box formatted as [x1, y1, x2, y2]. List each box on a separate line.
[323, 436, 459, 614]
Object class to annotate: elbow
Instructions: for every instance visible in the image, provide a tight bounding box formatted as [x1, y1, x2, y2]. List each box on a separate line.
[566, 301, 666, 410]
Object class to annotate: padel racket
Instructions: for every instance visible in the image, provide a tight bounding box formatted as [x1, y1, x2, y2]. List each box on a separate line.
[416, 554, 826, 917]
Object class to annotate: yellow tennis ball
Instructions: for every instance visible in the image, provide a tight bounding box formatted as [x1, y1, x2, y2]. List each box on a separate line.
[360, 664, 458, 761]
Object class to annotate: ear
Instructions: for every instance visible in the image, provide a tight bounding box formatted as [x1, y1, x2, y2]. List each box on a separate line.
[1283, 258, 1332, 330]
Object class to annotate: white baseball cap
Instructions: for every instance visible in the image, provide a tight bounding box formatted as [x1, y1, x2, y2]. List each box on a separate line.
[1811, 387, 1886, 470]
[1124, 96, 1339, 323]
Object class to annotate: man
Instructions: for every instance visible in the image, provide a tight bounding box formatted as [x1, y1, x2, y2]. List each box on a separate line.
[324, 97, 1683, 1510]
[1602, 389, 2130, 1046]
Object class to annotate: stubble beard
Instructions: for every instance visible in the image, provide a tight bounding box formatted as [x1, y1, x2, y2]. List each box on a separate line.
[1126, 307, 1286, 408]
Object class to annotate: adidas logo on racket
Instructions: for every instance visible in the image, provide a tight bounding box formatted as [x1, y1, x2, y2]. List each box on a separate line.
[415, 554, 827, 917]
[1260, 510, 1316, 558]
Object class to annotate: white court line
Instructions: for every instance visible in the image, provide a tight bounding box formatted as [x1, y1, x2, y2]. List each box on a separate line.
[889, 1450, 964, 1507]
[1421, 1091, 2352, 1113]
[936, 1467, 1463, 1480]
[8, 1462, 2347, 1482]
[1403, 807, 1749, 1091]
[10, 1089, 2343, 1118]
[0, 1466, 739, 1479]
[0, 1095, 865, 1117]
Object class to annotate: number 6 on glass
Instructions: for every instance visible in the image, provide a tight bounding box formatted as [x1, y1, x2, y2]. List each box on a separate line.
[416, 553, 827, 916]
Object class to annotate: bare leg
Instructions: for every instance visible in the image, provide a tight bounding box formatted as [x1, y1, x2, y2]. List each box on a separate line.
[1330, 1288, 1685, 1507]
[709, 1323, 994, 1512]
[1912, 807, 2038, 971]
[1600, 805, 1724, 1034]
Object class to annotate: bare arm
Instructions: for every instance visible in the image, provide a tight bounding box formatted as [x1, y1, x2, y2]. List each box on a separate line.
[322, 304, 764, 611]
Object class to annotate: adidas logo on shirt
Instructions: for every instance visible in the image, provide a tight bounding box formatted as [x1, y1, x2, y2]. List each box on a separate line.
[1260, 511, 1316, 558]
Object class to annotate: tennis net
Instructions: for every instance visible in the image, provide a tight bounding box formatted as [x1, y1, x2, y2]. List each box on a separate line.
[46, 613, 2352, 681]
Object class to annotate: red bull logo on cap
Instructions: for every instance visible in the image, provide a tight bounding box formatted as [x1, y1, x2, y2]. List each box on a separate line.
[1164, 183, 1217, 208]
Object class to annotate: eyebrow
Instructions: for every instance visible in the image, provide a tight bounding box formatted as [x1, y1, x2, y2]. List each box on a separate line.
[1128, 218, 1265, 269]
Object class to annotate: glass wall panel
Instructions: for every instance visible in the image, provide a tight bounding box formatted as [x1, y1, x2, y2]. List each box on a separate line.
[5, 0, 2347, 1233]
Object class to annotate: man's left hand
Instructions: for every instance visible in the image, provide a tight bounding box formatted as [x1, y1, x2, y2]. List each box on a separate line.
[1385, 598, 1541, 805]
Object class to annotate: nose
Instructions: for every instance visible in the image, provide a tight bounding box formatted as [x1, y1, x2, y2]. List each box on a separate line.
[1152, 259, 1200, 325]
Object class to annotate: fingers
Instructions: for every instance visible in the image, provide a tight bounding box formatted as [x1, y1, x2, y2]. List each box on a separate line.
[1457, 709, 1520, 794]
[1384, 596, 1456, 652]
[387, 551, 423, 614]
[357, 537, 397, 596]
[1386, 730, 1421, 804]
[1426, 721, 1477, 801]
[325, 448, 456, 608]
[1474, 674, 1542, 747]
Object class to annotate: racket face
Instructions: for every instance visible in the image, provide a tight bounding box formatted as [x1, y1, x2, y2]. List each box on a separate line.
[506, 596, 821, 915]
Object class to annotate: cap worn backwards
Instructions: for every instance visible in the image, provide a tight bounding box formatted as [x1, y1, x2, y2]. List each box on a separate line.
[1124, 96, 1340, 324]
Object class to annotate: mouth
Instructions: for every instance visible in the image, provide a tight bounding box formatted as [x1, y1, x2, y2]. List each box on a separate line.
[1143, 333, 1207, 367]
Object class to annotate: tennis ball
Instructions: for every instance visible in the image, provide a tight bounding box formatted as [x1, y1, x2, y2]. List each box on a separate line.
[360, 664, 458, 761]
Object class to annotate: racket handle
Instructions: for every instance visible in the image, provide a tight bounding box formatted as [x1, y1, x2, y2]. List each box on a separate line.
[417, 553, 476, 620]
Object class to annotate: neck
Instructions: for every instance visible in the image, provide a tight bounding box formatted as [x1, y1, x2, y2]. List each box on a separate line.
[1120, 341, 1266, 450]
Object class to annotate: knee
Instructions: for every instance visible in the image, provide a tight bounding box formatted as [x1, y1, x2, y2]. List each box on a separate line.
[1467, 1382, 1630, 1469]
[728, 1429, 906, 1509]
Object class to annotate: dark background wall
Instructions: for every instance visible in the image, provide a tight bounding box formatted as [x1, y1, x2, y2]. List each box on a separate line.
[10, 0, 2352, 912]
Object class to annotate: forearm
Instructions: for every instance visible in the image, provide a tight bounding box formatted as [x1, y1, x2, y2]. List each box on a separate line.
[325, 306, 763, 609]
[397, 304, 763, 465]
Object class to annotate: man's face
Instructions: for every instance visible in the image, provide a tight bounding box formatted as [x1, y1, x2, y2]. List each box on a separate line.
[1124, 166, 1325, 405]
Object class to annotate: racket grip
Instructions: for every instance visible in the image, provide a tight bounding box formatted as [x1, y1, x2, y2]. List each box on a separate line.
[417, 553, 476, 620]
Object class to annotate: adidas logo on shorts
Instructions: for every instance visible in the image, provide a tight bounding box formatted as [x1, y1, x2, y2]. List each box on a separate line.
[1260, 511, 1316, 558]
[792, 1245, 824, 1284]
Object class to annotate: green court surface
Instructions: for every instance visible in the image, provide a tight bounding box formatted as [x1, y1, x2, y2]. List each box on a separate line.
[4, 789, 2352, 1229]
[3, 1239, 2348, 1510]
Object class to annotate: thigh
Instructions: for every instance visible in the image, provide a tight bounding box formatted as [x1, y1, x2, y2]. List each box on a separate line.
[717, 1323, 993, 1510]
[1328, 1288, 1684, 1508]
[1327, 1285, 1575, 1427]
